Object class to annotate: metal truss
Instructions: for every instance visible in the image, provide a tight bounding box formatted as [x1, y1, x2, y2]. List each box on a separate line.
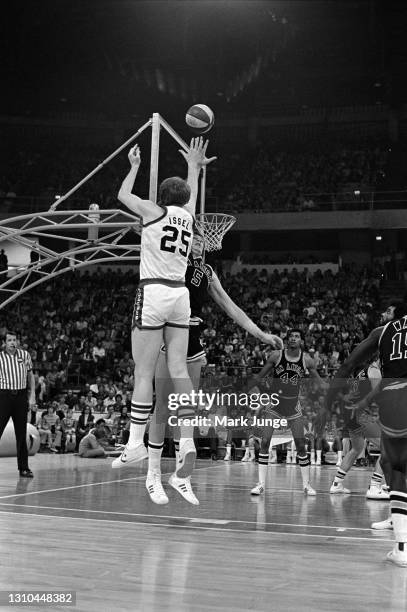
[0, 113, 208, 311]
[0, 209, 141, 310]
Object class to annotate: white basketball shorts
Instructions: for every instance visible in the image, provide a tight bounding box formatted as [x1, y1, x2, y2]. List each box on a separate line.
[132, 283, 190, 330]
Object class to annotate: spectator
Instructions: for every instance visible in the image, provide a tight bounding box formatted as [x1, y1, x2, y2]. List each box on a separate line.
[39, 405, 61, 452]
[75, 406, 95, 451]
[78, 419, 108, 458]
[113, 406, 130, 444]
[61, 408, 77, 453]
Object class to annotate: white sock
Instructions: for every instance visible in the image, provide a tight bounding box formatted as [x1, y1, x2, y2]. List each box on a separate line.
[128, 401, 152, 448]
[179, 437, 194, 449]
[337, 450, 343, 463]
[370, 472, 383, 488]
[128, 423, 147, 448]
[258, 462, 268, 485]
[300, 464, 310, 487]
[148, 444, 163, 473]
[316, 450, 322, 462]
[391, 491, 407, 547]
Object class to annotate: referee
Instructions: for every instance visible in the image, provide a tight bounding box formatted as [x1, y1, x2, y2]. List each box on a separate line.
[0, 330, 36, 477]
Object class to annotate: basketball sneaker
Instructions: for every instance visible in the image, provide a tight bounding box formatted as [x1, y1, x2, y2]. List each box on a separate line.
[366, 485, 390, 500]
[111, 443, 148, 468]
[176, 439, 196, 478]
[371, 517, 393, 530]
[386, 547, 407, 567]
[250, 482, 265, 495]
[168, 473, 199, 505]
[146, 469, 168, 505]
[330, 481, 351, 494]
[304, 483, 316, 496]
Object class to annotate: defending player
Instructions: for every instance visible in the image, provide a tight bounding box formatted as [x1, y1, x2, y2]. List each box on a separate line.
[327, 358, 389, 499]
[145, 233, 283, 504]
[323, 301, 407, 567]
[112, 138, 215, 476]
[250, 329, 326, 497]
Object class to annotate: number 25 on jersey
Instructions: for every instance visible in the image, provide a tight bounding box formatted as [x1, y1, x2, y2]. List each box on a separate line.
[160, 225, 191, 258]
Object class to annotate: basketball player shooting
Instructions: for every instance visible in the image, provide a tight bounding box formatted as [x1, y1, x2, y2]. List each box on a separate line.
[145, 233, 283, 505]
[112, 137, 215, 480]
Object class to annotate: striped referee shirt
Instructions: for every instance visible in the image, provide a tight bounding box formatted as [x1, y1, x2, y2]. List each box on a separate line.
[0, 348, 33, 390]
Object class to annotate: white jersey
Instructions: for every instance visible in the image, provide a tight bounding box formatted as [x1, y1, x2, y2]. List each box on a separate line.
[140, 205, 193, 283]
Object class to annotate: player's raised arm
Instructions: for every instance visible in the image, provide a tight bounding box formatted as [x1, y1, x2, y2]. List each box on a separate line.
[325, 326, 383, 410]
[118, 145, 162, 222]
[179, 137, 217, 217]
[349, 360, 383, 416]
[207, 271, 283, 350]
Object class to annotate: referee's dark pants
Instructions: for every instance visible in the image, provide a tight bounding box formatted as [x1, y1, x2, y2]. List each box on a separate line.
[0, 390, 29, 471]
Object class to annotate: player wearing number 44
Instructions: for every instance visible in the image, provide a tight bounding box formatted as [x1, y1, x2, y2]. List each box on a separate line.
[113, 138, 216, 480]
[249, 329, 328, 497]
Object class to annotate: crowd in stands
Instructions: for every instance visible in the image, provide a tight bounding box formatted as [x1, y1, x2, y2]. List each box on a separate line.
[1, 262, 385, 458]
[237, 253, 327, 265]
[1, 136, 389, 215]
[222, 145, 389, 212]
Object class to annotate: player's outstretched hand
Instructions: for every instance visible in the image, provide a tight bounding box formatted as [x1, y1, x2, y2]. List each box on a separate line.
[179, 137, 217, 168]
[261, 333, 284, 350]
[128, 145, 141, 167]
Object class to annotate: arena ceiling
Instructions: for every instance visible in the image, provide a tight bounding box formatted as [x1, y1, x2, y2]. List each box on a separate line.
[2, 0, 406, 119]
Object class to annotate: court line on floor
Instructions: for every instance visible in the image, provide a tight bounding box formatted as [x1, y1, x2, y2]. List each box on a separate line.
[0, 509, 393, 543]
[0, 501, 388, 533]
[0, 463, 222, 501]
[201, 483, 372, 497]
[0, 475, 147, 500]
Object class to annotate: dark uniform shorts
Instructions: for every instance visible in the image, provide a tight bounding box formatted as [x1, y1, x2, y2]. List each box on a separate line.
[265, 396, 302, 421]
[377, 384, 407, 438]
[343, 405, 363, 436]
[160, 322, 205, 363]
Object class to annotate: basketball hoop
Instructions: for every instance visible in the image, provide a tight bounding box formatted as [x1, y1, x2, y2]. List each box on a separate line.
[195, 213, 236, 252]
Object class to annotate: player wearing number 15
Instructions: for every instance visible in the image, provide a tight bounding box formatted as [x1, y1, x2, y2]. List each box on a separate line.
[324, 302, 407, 566]
[113, 138, 216, 472]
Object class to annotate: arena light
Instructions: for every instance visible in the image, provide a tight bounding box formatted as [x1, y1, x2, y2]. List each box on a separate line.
[376, 235, 382, 241]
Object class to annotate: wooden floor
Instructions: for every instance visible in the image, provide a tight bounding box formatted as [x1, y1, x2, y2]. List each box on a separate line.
[0, 454, 405, 612]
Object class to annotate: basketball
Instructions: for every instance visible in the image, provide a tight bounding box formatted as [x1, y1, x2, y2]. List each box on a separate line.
[185, 104, 215, 134]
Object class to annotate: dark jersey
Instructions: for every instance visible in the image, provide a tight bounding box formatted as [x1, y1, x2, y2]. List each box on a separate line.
[160, 256, 213, 361]
[272, 350, 307, 400]
[343, 367, 371, 432]
[185, 256, 213, 318]
[379, 317, 407, 380]
[345, 367, 372, 404]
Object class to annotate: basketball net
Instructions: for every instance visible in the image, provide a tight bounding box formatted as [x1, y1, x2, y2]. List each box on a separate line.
[195, 213, 236, 252]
